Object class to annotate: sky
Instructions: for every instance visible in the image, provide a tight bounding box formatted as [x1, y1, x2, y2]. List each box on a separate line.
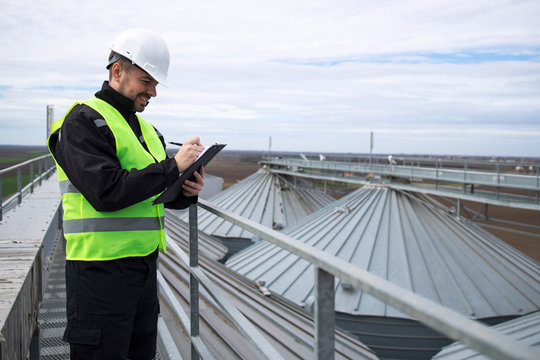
[1, 0, 539, 157]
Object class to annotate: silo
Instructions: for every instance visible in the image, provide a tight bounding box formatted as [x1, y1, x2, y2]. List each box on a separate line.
[432, 311, 540, 359]
[182, 167, 335, 255]
[227, 184, 540, 359]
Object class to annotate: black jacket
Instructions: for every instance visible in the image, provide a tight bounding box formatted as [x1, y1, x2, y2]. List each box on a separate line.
[49, 81, 195, 211]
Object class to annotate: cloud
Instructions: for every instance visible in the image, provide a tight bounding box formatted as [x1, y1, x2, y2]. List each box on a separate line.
[0, 0, 539, 157]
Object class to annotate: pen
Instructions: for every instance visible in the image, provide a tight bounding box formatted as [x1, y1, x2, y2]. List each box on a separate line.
[168, 141, 183, 146]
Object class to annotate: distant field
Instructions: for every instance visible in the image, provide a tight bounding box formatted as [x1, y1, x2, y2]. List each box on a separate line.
[0, 145, 49, 198]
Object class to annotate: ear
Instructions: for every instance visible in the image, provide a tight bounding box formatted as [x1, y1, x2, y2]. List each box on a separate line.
[110, 62, 123, 83]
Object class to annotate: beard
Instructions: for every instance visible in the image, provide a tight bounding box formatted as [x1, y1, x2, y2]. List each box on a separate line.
[117, 77, 150, 113]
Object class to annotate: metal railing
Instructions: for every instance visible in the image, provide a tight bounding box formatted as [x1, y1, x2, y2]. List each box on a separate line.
[261, 158, 540, 211]
[164, 198, 539, 360]
[0, 154, 55, 221]
[260, 158, 540, 191]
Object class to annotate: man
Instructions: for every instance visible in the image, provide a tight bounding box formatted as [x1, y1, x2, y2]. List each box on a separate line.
[47, 28, 204, 359]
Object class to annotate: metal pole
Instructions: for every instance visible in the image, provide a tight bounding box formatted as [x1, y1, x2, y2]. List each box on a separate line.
[30, 163, 34, 194]
[314, 267, 335, 360]
[435, 159, 439, 190]
[496, 163, 500, 200]
[463, 162, 468, 194]
[536, 166, 540, 204]
[189, 204, 200, 360]
[46, 105, 54, 139]
[38, 160, 43, 186]
[17, 167, 22, 204]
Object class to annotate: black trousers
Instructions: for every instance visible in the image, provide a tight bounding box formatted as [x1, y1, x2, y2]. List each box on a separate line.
[63, 249, 159, 360]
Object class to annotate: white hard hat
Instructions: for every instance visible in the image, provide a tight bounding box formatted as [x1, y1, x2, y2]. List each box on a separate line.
[108, 28, 170, 85]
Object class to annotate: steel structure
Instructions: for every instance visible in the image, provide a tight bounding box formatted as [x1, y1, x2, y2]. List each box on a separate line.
[0, 154, 56, 220]
[226, 184, 540, 358]
[197, 198, 539, 360]
[433, 310, 540, 359]
[260, 157, 540, 210]
[181, 167, 335, 254]
[3, 155, 540, 359]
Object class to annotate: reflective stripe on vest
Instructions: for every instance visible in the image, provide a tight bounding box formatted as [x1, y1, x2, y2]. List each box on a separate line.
[47, 97, 168, 261]
[63, 217, 165, 233]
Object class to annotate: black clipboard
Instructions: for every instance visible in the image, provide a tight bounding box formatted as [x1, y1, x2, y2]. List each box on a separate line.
[153, 143, 226, 204]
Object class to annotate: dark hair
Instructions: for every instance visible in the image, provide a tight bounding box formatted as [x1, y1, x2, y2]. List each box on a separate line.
[107, 51, 134, 80]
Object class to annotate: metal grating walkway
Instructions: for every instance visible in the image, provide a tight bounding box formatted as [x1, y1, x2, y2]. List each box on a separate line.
[38, 230, 69, 359]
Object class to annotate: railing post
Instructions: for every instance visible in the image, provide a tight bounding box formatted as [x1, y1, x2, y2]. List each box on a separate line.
[17, 167, 22, 204]
[314, 267, 335, 360]
[30, 163, 34, 194]
[535, 166, 540, 204]
[463, 162, 468, 194]
[189, 204, 200, 360]
[38, 160, 43, 186]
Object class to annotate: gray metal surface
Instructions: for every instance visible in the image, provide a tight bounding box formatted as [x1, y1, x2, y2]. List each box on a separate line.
[0, 176, 61, 359]
[198, 173, 223, 200]
[165, 209, 228, 262]
[159, 212, 377, 359]
[181, 167, 335, 242]
[260, 158, 540, 191]
[38, 231, 69, 360]
[227, 184, 540, 319]
[260, 158, 540, 210]
[200, 198, 539, 360]
[433, 311, 540, 359]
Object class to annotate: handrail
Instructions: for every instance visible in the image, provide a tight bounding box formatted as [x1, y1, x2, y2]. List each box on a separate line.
[260, 158, 540, 191]
[159, 204, 285, 360]
[0, 154, 55, 221]
[0, 154, 52, 175]
[0, 154, 56, 219]
[196, 198, 539, 360]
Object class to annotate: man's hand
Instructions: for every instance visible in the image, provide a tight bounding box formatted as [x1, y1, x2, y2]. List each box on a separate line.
[174, 137, 203, 172]
[182, 166, 205, 197]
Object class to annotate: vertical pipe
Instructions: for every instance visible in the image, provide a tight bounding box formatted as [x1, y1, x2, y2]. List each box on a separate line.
[536, 166, 540, 204]
[463, 162, 468, 194]
[38, 160, 43, 186]
[496, 163, 500, 200]
[189, 204, 200, 360]
[314, 267, 335, 360]
[17, 167, 22, 204]
[30, 163, 34, 194]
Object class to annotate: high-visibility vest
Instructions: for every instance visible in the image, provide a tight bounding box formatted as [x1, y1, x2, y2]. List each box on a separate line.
[47, 97, 167, 261]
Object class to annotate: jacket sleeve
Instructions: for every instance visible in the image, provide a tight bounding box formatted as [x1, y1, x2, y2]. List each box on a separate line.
[52, 105, 195, 211]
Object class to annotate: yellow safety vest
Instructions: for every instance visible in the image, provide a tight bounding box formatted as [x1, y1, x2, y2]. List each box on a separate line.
[47, 97, 167, 260]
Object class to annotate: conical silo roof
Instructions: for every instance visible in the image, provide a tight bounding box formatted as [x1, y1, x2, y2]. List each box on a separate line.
[182, 167, 335, 240]
[433, 311, 540, 359]
[227, 184, 540, 319]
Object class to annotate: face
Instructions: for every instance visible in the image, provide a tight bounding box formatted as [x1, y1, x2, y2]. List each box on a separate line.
[112, 63, 159, 112]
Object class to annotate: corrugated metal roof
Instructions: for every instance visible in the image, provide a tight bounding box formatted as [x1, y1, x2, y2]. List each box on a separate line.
[165, 209, 228, 261]
[159, 219, 379, 359]
[182, 167, 335, 240]
[227, 184, 540, 319]
[433, 311, 540, 359]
